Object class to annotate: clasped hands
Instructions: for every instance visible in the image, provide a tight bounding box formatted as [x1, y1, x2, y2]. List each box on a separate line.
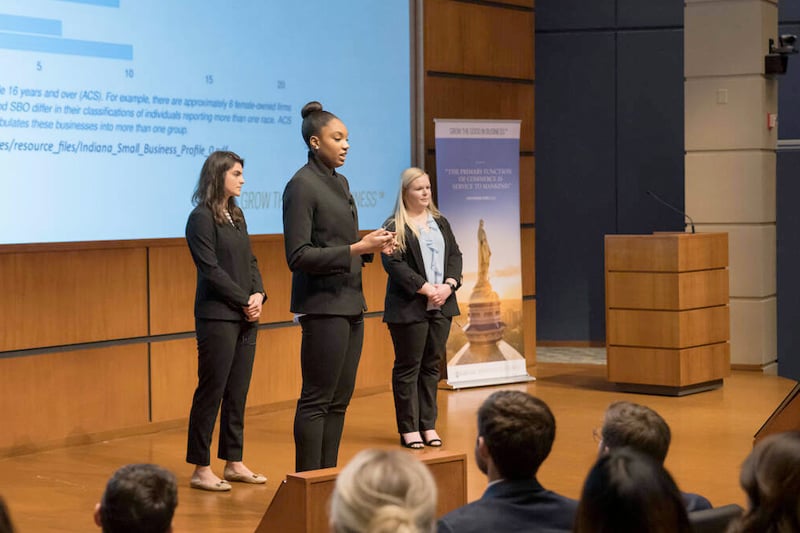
[421, 281, 453, 308]
[243, 293, 264, 322]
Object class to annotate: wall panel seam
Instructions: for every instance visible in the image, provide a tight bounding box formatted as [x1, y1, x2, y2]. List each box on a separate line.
[427, 71, 534, 84]
[450, 0, 533, 13]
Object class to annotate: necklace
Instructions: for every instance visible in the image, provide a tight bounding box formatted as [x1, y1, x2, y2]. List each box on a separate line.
[223, 209, 235, 227]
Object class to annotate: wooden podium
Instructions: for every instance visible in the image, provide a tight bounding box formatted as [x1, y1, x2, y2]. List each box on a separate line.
[604, 232, 730, 395]
[255, 450, 468, 533]
[754, 382, 800, 444]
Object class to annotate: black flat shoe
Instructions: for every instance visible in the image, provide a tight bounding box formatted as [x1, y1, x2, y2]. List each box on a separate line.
[400, 436, 424, 449]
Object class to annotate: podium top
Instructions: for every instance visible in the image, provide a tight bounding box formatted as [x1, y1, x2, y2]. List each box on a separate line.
[605, 232, 728, 272]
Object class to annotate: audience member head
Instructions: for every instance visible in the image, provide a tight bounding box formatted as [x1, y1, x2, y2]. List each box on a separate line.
[574, 447, 691, 533]
[476, 390, 556, 481]
[330, 449, 437, 533]
[599, 401, 671, 463]
[729, 431, 800, 533]
[0, 496, 15, 533]
[94, 464, 177, 533]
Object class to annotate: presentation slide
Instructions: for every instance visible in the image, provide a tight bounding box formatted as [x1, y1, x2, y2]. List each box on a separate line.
[0, 0, 411, 244]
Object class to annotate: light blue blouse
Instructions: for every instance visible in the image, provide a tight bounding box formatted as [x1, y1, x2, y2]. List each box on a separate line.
[417, 213, 445, 289]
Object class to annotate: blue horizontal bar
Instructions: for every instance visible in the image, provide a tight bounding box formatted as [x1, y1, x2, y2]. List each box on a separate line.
[0, 32, 132, 60]
[0, 14, 62, 36]
[56, 0, 120, 7]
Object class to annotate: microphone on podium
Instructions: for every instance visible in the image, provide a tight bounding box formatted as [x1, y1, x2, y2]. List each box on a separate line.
[646, 190, 695, 234]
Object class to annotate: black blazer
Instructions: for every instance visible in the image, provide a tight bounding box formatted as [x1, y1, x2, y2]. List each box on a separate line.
[282, 153, 372, 315]
[381, 215, 462, 324]
[437, 478, 578, 533]
[186, 205, 265, 321]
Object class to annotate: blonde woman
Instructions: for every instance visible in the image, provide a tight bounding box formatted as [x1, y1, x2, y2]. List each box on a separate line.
[381, 168, 462, 449]
[330, 449, 437, 533]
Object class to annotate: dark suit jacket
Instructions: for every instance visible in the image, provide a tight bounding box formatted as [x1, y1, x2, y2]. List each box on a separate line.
[282, 154, 372, 315]
[437, 478, 578, 533]
[381, 215, 462, 323]
[683, 491, 713, 512]
[186, 205, 265, 321]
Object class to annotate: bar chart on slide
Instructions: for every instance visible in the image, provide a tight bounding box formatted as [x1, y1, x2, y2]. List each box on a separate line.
[0, 0, 411, 244]
[0, 1, 132, 60]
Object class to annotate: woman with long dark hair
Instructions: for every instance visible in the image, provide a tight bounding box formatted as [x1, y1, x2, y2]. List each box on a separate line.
[728, 431, 800, 533]
[574, 447, 691, 533]
[185, 150, 267, 491]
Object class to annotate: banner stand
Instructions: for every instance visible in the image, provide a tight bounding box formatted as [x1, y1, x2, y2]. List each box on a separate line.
[435, 118, 533, 389]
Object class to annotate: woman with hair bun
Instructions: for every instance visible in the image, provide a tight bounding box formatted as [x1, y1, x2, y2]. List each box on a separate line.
[330, 449, 437, 533]
[282, 101, 395, 472]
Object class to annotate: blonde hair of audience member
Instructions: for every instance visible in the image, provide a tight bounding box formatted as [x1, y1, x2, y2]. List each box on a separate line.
[330, 449, 437, 533]
[728, 431, 800, 533]
[391, 167, 442, 253]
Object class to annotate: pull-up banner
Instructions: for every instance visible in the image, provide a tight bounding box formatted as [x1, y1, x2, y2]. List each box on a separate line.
[434, 119, 534, 389]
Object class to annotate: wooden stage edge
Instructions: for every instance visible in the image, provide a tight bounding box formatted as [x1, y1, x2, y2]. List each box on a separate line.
[0, 363, 795, 533]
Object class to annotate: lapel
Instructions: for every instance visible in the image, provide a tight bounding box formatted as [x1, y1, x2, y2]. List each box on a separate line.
[405, 226, 426, 279]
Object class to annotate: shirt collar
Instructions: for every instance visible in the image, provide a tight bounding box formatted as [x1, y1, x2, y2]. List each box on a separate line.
[307, 151, 337, 178]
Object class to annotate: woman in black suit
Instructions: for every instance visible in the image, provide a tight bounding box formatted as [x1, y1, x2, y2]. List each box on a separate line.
[185, 150, 267, 491]
[282, 101, 395, 472]
[382, 167, 462, 449]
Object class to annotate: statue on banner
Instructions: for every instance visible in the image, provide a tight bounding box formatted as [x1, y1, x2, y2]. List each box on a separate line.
[449, 219, 524, 365]
[476, 219, 491, 289]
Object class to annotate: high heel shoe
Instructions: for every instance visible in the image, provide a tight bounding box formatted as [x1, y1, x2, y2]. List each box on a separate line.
[400, 436, 424, 450]
[422, 431, 442, 447]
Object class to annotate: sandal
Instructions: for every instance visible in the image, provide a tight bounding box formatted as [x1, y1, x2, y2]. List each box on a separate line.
[422, 430, 443, 447]
[400, 436, 424, 450]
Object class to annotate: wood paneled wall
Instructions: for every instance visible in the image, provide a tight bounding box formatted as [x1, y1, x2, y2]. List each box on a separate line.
[0, 239, 392, 455]
[423, 0, 536, 362]
[0, 0, 536, 454]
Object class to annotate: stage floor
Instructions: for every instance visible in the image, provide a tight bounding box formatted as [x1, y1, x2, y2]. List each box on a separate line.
[1, 363, 794, 532]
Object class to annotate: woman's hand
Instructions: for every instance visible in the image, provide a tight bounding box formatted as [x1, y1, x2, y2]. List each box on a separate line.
[351, 229, 395, 255]
[418, 282, 447, 307]
[428, 283, 452, 307]
[381, 233, 399, 255]
[243, 293, 263, 322]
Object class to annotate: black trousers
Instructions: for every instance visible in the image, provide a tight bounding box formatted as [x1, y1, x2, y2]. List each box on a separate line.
[186, 318, 257, 466]
[388, 312, 452, 434]
[294, 314, 363, 472]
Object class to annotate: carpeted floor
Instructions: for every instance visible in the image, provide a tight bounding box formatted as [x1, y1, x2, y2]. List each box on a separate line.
[536, 346, 607, 365]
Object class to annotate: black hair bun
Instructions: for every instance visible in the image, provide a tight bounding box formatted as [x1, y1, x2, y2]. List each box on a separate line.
[301, 101, 323, 119]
